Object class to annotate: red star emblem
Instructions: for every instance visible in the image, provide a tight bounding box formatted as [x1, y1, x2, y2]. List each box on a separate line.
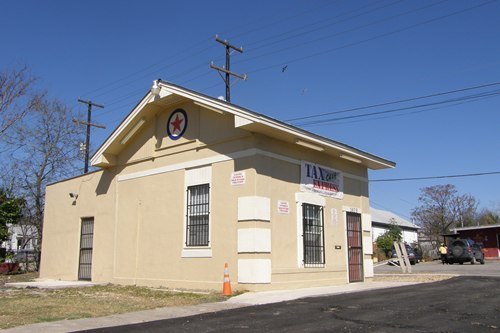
[170, 114, 184, 133]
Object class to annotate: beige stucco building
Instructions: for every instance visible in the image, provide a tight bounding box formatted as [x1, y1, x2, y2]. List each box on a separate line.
[40, 81, 395, 291]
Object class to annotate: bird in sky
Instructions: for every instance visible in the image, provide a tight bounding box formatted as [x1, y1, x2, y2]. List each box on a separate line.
[282, 65, 288, 72]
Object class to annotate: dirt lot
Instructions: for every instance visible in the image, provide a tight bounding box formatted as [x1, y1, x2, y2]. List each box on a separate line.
[0, 273, 225, 330]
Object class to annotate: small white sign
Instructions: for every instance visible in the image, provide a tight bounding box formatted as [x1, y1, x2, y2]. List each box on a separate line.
[231, 171, 246, 186]
[277, 200, 290, 214]
[331, 208, 338, 227]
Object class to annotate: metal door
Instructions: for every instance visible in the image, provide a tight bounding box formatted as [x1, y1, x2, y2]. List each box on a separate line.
[78, 218, 94, 281]
[346, 212, 363, 282]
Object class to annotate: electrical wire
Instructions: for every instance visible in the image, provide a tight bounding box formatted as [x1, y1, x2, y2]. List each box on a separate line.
[370, 171, 500, 182]
[82, 1, 439, 111]
[244, 0, 402, 50]
[78, 1, 342, 105]
[244, 0, 496, 75]
[91, 1, 496, 127]
[294, 89, 500, 126]
[286, 81, 500, 123]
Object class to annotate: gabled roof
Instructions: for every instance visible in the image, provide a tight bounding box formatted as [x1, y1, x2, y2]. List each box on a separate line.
[371, 207, 420, 230]
[91, 81, 396, 170]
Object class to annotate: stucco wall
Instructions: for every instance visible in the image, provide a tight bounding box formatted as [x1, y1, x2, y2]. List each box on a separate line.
[41, 101, 374, 290]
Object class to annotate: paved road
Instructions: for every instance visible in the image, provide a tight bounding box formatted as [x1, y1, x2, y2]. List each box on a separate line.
[375, 259, 500, 276]
[79, 275, 500, 333]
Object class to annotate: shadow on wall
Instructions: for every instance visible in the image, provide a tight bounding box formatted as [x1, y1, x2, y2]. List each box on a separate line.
[95, 169, 116, 196]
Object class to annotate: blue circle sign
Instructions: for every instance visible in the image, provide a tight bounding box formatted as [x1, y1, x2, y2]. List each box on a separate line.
[166, 109, 188, 140]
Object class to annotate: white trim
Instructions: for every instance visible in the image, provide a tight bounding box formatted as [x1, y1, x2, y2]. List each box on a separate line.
[237, 259, 272, 284]
[237, 228, 271, 253]
[181, 249, 213, 258]
[295, 192, 326, 268]
[160, 83, 395, 169]
[91, 93, 155, 166]
[364, 259, 374, 278]
[117, 149, 256, 182]
[92, 82, 395, 170]
[117, 147, 369, 183]
[295, 192, 326, 207]
[183, 166, 212, 251]
[238, 196, 271, 221]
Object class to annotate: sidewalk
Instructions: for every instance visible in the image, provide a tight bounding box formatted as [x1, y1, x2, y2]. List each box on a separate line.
[2, 279, 418, 333]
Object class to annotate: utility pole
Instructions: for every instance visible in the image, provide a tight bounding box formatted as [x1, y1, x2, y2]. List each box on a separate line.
[210, 35, 247, 103]
[76, 99, 105, 173]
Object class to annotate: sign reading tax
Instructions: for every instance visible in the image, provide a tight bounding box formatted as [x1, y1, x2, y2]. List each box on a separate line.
[300, 161, 343, 199]
[167, 108, 187, 140]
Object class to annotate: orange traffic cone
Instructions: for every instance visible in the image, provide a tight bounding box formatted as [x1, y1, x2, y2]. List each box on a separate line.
[222, 263, 232, 296]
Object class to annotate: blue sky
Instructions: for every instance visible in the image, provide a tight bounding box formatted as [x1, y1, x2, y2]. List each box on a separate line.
[2, 0, 499, 220]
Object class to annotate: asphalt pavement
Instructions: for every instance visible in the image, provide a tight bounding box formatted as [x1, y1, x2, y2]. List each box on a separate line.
[4, 260, 499, 332]
[3, 279, 416, 333]
[78, 276, 500, 333]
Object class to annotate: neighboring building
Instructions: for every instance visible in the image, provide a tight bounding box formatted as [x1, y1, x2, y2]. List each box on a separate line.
[450, 224, 500, 259]
[1, 224, 38, 252]
[371, 207, 419, 245]
[40, 81, 395, 291]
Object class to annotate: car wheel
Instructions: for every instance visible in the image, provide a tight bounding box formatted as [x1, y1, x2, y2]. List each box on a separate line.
[471, 257, 476, 265]
[452, 246, 464, 257]
[480, 257, 485, 265]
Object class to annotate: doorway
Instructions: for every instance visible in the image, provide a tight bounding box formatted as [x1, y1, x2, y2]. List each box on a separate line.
[78, 218, 94, 281]
[346, 212, 363, 282]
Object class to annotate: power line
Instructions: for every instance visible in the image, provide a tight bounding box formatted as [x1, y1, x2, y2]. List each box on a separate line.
[241, 0, 433, 61]
[77, 2, 342, 105]
[294, 88, 500, 126]
[89, 1, 495, 131]
[370, 171, 500, 183]
[93, 2, 488, 121]
[244, 0, 403, 51]
[307, 94, 496, 127]
[286, 81, 500, 123]
[87, 1, 441, 111]
[244, 0, 495, 75]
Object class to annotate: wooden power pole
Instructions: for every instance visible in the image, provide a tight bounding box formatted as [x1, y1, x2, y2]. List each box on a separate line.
[76, 99, 105, 173]
[210, 35, 247, 103]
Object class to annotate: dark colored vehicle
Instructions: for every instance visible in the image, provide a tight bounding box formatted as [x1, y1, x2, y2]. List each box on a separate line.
[447, 239, 485, 265]
[391, 243, 417, 265]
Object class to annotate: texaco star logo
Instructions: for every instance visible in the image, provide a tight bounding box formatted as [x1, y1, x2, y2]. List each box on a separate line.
[167, 109, 187, 140]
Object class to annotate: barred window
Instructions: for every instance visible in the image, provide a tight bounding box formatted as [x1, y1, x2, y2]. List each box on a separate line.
[302, 203, 325, 267]
[186, 184, 210, 246]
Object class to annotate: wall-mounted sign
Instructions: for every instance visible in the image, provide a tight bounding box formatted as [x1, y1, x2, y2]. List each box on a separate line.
[331, 208, 338, 227]
[300, 161, 343, 199]
[167, 108, 188, 140]
[230, 171, 246, 186]
[277, 200, 290, 214]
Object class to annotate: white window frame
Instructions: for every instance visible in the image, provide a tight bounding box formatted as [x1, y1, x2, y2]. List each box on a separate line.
[296, 192, 326, 268]
[182, 166, 212, 258]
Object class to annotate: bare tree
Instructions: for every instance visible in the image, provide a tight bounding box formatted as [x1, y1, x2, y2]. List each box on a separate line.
[476, 208, 500, 226]
[0, 65, 38, 138]
[411, 184, 477, 242]
[7, 95, 84, 269]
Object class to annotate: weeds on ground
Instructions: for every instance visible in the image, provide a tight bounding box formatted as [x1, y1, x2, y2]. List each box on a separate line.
[0, 275, 226, 329]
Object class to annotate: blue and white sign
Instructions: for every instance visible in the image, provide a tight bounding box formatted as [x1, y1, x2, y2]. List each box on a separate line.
[167, 108, 188, 140]
[300, 161, 343, 199]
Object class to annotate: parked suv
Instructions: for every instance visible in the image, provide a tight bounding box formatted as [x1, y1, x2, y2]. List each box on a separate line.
[447, 239, 485, 265]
